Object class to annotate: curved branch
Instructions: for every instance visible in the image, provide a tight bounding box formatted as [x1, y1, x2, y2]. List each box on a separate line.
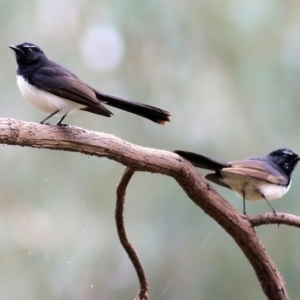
[0, 118, 291, 299]
[116, 168, 149, 300]
[248, 213, 300, 228]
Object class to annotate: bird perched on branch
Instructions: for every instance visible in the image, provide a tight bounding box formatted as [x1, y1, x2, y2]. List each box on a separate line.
[174, 148, 300, 214]
[9, 42, 171, 126]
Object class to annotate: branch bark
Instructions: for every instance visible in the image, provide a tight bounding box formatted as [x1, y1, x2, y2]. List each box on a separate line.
[116, 168, 149, 300]
[248, 213, 300, 228]
[0, 118, 298, 299]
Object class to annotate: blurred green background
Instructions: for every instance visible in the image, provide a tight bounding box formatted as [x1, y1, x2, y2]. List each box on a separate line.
[1, 0, 300, 299]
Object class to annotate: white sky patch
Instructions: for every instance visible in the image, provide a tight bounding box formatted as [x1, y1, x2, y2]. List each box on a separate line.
[80, 25, 125, 72]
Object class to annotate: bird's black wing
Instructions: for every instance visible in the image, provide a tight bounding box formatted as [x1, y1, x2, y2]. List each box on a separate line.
[30, 64, 113, 117]
[223, 160, 288, 185]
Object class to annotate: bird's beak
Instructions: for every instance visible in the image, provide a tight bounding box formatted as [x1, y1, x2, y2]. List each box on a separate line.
[293, 155, 300, 163]
[9, 45, 22, 53]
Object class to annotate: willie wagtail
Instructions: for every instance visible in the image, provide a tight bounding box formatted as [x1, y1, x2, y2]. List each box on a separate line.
[174, 148, 300, 214]
[9, 42, 171, 126]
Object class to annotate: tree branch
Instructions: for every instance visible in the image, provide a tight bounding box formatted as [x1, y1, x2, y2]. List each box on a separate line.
[248, 213, 300, 228]
[116, 168, 148, 300]
[0, 118, 298, 299]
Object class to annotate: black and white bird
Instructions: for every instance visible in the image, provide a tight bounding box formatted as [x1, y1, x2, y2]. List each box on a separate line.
[174, 148, 300, 214]
[9, 42, 171, 126]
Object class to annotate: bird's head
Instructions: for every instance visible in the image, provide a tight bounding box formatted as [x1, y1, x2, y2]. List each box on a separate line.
[269, 148, 300, 176]
[9, 42, 46, 68]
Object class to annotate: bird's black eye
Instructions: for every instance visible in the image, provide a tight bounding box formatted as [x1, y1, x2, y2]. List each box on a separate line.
[283, 154, 288, 159]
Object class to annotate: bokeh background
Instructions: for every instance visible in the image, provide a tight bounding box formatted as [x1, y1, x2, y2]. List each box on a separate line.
[1, 0, 300, 299]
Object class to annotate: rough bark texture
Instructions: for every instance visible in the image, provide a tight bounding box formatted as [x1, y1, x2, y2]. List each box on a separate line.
[0, 118, 296, 300]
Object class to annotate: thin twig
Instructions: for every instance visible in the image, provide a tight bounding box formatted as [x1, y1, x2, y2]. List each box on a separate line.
[116, 167, 149, 300]
[247, 213, 300, 228]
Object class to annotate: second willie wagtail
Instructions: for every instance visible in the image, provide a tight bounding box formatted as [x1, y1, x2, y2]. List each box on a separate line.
[9, 42, 171, 126]
[174, 148, 300, 214]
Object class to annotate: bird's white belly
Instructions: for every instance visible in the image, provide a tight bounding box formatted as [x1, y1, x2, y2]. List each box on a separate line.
[16, 75, 84, 115]
[257, 182, 290, 201]
[221, 173, 289, 202]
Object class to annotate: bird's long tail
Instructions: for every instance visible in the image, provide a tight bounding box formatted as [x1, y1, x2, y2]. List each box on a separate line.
[95, 92, 171, 125]
[174, 150, 230, 170]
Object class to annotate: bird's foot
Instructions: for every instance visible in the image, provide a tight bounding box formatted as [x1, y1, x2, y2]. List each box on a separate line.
[56, 123, 69, 127]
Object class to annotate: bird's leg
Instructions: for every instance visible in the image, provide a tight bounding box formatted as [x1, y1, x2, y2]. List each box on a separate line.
[262, 194, 277, 215]
[40, 109, 60, 125]
[242, 190, 247, 215]
[56, 114, 68, 127]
